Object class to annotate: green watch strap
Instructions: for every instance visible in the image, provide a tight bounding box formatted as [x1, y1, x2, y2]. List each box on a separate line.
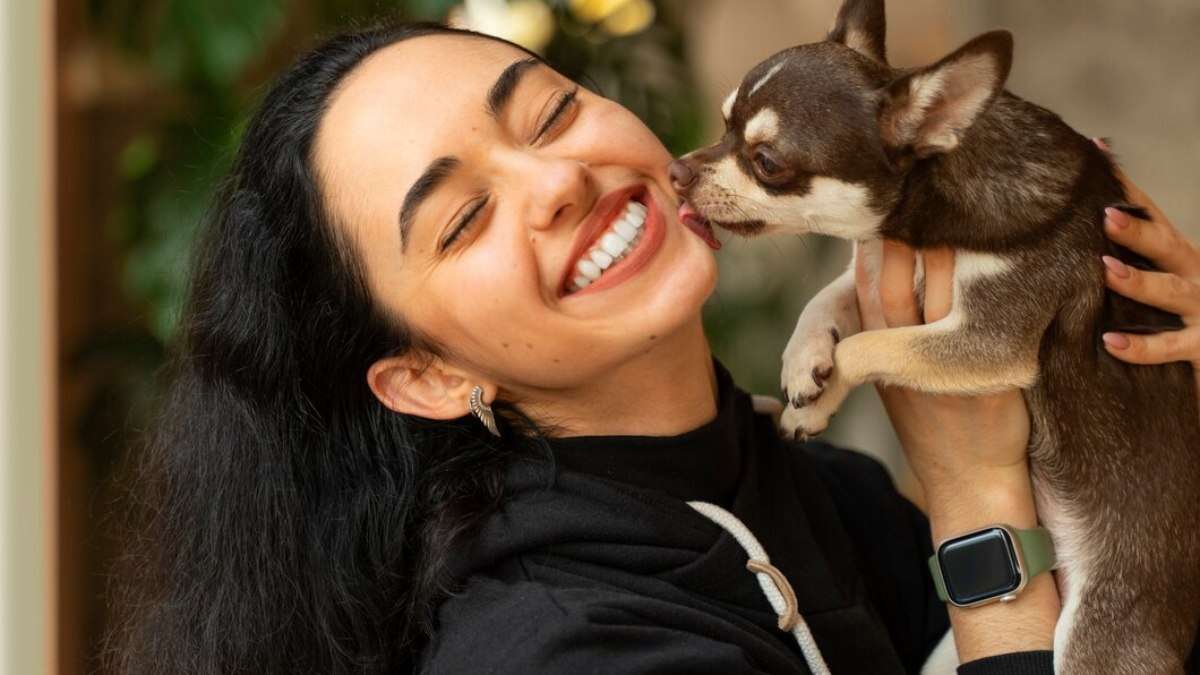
[929, 555, 950, 603]
[1016, 526, 1057, 579]
[928, 526, 1056, 603]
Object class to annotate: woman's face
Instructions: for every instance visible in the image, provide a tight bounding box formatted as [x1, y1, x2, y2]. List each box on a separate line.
[314, 34, 718, 414]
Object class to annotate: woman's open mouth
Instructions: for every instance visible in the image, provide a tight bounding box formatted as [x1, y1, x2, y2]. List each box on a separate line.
[566, 197, 649, 294]
[559, 185, 668, 298]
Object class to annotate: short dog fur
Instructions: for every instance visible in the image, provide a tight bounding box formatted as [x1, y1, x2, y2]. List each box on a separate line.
[672, 1, 1200, 673]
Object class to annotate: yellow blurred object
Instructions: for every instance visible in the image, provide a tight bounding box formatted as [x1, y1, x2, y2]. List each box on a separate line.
[600, 0, 654, 36]
[568, 0, 653, 37]
[567, 0, 631, 24]
[450, 0, 556, 53]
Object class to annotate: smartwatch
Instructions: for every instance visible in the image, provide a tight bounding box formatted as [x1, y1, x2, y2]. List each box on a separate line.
[927, 525, 1057, 608]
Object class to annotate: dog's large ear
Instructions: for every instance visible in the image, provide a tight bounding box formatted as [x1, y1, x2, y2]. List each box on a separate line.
[827, 0, 887, 64]
[879, 31, 1013, 158]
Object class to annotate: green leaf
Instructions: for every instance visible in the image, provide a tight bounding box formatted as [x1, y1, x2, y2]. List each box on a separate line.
[120, 135, 159, 179]
[404, 0, 461, 20]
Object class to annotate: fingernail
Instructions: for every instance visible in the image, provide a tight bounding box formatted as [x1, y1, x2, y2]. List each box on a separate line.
[1102, 333, 1130, 350]
[1102, 255, 1131, 278]
[1092, 137, 1110, 151]
[1105, 207, 1129, 229]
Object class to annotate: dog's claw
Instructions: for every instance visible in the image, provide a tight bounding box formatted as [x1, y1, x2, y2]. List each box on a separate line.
[779, 403, 830, 442]
[791, 427, 808, 442]
[791, 390, 821, 408]
[812, 365, 833, 388]
[782, 336, 836, 408]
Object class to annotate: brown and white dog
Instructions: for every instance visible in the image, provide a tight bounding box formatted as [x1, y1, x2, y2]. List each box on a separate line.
[671, 1, 1200, 673]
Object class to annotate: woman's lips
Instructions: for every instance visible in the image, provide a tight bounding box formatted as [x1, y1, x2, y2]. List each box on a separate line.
[562, 189, 667, 299]
[679, 201, 722, 250]
[558, 184, 645, 295]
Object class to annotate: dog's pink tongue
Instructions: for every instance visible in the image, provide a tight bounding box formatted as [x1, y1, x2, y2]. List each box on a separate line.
[678, 201, 721, 251]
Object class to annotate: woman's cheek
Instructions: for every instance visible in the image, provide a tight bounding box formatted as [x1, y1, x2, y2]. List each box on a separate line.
[575, 99, 672, 170]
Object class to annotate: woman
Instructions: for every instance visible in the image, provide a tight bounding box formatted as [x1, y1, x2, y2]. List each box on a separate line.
[107, 22, 1200, 675]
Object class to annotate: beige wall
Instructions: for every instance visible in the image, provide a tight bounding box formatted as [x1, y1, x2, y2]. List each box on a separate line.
[683, 0, 1199, 483]
[1, 0, 52, 671]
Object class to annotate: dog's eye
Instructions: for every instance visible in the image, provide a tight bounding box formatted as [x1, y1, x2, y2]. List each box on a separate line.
[753, 150, 784, 180]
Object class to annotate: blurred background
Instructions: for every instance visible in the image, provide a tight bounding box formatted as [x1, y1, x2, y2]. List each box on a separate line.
[2, 0, 1197, 673]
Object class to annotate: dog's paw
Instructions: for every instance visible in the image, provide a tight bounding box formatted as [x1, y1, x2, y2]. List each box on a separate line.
[781, 326, 839, 408]
[778, 402, 832, 441]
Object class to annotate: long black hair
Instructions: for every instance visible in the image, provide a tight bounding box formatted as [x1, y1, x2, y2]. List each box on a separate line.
[105, 22, 553, 674]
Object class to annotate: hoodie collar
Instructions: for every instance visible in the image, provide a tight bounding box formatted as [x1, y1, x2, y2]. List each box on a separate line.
[544, 358, 751, 506]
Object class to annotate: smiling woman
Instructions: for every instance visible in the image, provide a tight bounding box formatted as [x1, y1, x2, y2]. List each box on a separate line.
[105, 22, 725, 675]
[311, 30, 720, 432]
[102, 17, 1194, 675]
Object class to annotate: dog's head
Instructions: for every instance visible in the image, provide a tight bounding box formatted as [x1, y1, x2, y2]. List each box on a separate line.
[672, 0, 1013, 240]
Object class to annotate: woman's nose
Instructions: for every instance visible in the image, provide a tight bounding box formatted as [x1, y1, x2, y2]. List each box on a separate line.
[669, 159, 697, 194]
[521, 158, 592, 231]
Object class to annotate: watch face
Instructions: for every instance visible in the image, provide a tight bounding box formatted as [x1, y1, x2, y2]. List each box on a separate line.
[938, 527, 1022, 606]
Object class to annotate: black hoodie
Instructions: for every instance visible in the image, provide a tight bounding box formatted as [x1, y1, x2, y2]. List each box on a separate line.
[418, 359, 1054, 674]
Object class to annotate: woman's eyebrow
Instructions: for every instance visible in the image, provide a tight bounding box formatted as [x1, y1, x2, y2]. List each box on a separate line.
[486, 57, 541, 120]
[396, 57, 542, 252]
[399, 155, 460, 252]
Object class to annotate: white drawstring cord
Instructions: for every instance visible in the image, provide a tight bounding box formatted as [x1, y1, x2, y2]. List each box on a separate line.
[687, 500, 831, 675]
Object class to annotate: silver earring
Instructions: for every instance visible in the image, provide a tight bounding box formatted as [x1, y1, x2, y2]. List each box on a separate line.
[469, 385, 501, 437]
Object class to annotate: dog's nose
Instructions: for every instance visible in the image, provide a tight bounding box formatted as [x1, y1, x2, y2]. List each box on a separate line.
[669, 160, 697, 193]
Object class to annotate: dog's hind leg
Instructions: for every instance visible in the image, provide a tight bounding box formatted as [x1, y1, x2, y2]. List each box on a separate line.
[1055, 567, 1192, 675]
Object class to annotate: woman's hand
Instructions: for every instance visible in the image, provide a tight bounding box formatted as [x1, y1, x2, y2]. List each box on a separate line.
[1098, 154, 1200, 395]
[856, 242, 1059, 663]
[855, 243, 1031, 508]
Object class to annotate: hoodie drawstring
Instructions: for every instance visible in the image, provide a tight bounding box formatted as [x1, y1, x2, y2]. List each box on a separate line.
[687, 500, 831, 675]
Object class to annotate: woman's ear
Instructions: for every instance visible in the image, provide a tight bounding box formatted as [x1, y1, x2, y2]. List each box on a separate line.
[366, 355, 490, 420]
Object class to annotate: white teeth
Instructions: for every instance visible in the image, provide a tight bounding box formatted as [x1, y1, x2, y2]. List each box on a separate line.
[577, 259, 602, 280]
[613, 219, 639, 242]
[600, 232, 627, 257]
[566, 198, 651, 295]
[590, 249, 614, 269]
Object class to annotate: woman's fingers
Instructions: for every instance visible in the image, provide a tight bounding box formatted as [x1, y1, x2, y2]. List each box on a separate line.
[1103, 327, 1200, 366]
[878, 240, 921, 327]
[922, 248, 955, 323]
[1094, 139, 1199, 279]
[1104, 207, 1200, 279]
[1102, 256, 1200, 321]
[855, 242, 955, 329]
[1095, 139, 1170, 225]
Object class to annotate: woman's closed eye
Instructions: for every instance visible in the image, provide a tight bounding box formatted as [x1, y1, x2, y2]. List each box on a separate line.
[532, 86, 580, 145]
[439, 195, 490, 251]
[438, 87, 580, 253]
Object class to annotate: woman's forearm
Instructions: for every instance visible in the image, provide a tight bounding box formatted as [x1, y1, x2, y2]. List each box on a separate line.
[859, 243, 1060, 663]
[925, 465, 1061, 664]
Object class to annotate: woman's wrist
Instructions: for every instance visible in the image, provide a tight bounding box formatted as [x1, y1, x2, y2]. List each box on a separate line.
[924, 464, 1040, 540]
[923, 462, 1060, 664]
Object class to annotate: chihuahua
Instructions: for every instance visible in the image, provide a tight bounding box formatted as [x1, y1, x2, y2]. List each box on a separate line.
[671, 0, 1200, 673]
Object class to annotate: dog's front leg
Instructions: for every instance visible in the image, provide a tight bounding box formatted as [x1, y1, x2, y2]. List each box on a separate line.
[779, 316, 1038, 439]
[781, 264, 862, 408]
